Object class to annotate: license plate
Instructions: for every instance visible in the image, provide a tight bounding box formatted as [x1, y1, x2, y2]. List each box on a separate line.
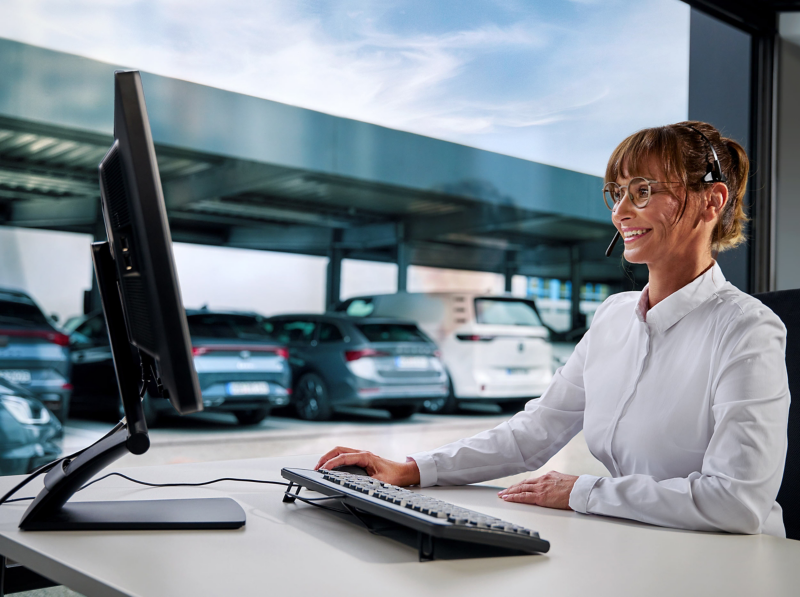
[0, 370, 31, 384]
[227, 382, 270, 396]
[395, 356, 428, 369]
[506, 368, 529, 375]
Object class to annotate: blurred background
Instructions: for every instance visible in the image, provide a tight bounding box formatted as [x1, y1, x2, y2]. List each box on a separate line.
[0, 0, 798, 482]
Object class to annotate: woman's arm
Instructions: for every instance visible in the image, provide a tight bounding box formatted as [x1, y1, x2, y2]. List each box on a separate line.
[316, 325, 592, 488]
[566, 307, 789, 534]
[409, 328, 591, 487]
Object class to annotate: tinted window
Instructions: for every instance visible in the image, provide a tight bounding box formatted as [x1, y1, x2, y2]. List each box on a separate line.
[270, 320, 317, 345]
[318, 322, 344, 343]
[344, 299, 374, 317]
[356, 324, 427, 343]
[0, 298, 50, 327]
[186, 314, 275, 340]
[75, 315, 110, 344]
[474, 299, 542, 326]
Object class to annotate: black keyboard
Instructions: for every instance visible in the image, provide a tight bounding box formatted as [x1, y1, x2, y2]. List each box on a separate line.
[281, 468, 550, 560]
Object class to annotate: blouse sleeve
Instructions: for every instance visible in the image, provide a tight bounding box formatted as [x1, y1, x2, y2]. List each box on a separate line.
[409, 326, 590, 487]
[569, 306, 790, 534]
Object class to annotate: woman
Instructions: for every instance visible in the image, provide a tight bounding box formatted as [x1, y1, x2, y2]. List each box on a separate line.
[316, 121, 790, 537]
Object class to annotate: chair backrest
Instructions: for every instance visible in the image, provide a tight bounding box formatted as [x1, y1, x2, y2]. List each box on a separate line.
[754, 290, 800, 540]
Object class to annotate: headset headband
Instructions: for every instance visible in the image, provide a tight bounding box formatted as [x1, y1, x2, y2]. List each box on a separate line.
[685, 125, 727, 184]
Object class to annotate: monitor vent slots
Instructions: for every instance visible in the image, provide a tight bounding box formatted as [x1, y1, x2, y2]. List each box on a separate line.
[121, 275, 157, 353]
[101, 144, 131, 230]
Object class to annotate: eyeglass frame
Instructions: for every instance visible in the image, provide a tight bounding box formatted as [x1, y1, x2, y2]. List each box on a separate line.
[602, 177, 683, 211]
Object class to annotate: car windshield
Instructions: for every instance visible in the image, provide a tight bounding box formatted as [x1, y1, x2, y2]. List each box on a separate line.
[0, 298, 50, 327]
[356, 323, 427, 343]
[474, 299, 543, 326]
[186, 314, 275, 340]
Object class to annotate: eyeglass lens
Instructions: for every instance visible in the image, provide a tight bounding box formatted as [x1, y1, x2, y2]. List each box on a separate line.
[603, 177, 652, 210]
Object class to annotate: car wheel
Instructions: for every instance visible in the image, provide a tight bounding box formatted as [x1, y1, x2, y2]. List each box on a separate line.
[294, 373, 332, 421]
[234, 409, 270, 426]
[386, 404, 420, 420]
[500, 399, 530, 414]
[421, 379, 457, 414]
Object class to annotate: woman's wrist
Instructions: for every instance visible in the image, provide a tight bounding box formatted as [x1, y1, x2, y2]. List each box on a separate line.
[399, 459, 421, 486]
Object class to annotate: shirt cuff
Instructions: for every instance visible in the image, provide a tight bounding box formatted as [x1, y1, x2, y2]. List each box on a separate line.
[569, 474, 601, 513]
[407, 453, 438, 487]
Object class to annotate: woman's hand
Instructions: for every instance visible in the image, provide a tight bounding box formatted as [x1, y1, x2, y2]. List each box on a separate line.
[497, 471, 578, 510]
[315, 446, 421, 486]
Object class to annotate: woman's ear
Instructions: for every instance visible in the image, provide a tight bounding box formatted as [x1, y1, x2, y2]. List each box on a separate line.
[704, 182, 729, 223]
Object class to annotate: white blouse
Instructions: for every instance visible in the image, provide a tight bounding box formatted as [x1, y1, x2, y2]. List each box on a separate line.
[409, 263, 790, 537]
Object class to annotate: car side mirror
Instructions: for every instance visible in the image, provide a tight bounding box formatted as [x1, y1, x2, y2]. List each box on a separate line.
[50, 314, 60, 323]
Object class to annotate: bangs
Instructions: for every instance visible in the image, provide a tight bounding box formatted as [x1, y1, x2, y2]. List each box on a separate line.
[605, 126, 687, 188]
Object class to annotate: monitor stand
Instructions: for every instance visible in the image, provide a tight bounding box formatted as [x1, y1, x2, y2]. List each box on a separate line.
[18, 241, 245, 531]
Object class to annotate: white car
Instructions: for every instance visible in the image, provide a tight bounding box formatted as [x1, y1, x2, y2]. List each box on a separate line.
[335, 293, 553, 413]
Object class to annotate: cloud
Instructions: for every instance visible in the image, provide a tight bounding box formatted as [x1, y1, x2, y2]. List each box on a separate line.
[0, 0, 689, 175]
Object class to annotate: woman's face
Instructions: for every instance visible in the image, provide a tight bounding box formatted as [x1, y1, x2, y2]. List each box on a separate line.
[611, 162, 702, 268]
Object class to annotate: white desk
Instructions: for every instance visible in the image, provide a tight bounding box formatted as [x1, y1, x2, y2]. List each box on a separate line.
[1, 454, 799, 597]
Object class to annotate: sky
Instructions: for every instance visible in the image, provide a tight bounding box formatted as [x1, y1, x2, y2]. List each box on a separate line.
[0, 0, 690, 176]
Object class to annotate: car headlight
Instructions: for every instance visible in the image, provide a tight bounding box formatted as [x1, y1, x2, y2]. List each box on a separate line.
[1, 395, 52, 425]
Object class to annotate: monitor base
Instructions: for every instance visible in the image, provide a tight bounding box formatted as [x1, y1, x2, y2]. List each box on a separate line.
[20, 497, 245, 531]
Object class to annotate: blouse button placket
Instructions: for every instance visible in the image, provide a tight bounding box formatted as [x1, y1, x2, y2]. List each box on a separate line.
[605, 321, 652, 477]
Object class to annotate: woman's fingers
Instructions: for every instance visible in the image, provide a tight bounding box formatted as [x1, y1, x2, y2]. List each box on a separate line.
[498, 480, 538, 496]
[319, 451, 374, 473]
[500, 491, 540, 504]
[314, 446, 360, 470]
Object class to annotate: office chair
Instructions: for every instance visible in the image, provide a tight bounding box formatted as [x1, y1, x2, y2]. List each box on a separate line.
[754, 290, 800, 540]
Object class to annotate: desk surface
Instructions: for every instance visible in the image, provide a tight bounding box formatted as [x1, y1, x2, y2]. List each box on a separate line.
[1, 454, 799, 597]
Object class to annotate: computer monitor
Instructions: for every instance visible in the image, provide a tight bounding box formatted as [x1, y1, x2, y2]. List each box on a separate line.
[17, 71, 244, 531]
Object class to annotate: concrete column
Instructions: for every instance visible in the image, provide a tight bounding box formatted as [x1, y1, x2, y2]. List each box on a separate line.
[396, 223, 409, 292]
[570, 245, 584, 330]
[325, 229, 343, 310]
[504, 250, 517, 293]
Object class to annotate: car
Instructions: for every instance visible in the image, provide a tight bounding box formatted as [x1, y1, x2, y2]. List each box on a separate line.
[0, 287, 72, 424]
[68, 309, 291, 426]
[335, 293, 554, 414]
[0, 377, 62, 476]
[265, 313, 449, 421]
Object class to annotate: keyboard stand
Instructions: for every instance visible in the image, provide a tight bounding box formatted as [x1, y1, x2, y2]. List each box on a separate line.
[283, 475, 539, 562]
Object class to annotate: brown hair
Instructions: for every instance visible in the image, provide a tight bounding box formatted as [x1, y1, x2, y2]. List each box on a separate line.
[604, 121, 749, 252]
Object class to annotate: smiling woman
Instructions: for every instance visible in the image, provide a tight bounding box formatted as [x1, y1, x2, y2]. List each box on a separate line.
[316, 120, 791, 538]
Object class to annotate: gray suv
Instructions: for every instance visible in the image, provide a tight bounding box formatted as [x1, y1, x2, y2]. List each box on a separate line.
[266, 314, 449, 421]
[0, 288, 71, 423]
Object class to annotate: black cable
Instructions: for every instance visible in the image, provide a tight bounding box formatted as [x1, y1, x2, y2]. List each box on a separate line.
[79, 472, 291, 491]
[287, 493, 351, 515]
[0, 419, 127, 507]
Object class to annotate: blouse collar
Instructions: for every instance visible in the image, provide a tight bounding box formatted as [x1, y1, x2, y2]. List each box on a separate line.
[634, 262, 727, 334]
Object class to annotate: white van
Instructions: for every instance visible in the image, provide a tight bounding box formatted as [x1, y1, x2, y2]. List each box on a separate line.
[334, 293, 553, 413]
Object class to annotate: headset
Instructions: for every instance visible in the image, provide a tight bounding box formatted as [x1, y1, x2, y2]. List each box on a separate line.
[604, 124, 727, 257]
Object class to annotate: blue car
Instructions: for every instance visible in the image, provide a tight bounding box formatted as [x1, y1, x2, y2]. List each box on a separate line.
[266, 313, 449, 421]
[0, 288, 72, 424]
[0, 377, 61, 476]
[68, 309, 291, 426]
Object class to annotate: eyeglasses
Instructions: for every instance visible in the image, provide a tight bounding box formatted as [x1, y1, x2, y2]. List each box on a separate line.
[602, 177, 681, 211]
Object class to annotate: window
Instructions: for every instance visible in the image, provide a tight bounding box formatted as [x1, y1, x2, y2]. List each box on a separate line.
[0, 297, 50, 327]
[344, 299, 374, 317]
[356, 323, 427, 343]
[474, 299, 543, 327]
[271, 320, 317, 345]
[318, 322, 344, 343]
[76, 315, 110, 344]
[186, 314, 275, 340]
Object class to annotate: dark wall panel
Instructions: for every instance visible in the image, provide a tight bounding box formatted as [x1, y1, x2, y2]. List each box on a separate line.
[688, 8, 752, 291]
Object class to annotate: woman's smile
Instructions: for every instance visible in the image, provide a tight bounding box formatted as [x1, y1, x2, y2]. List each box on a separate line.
[621, 227, 652, 244]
